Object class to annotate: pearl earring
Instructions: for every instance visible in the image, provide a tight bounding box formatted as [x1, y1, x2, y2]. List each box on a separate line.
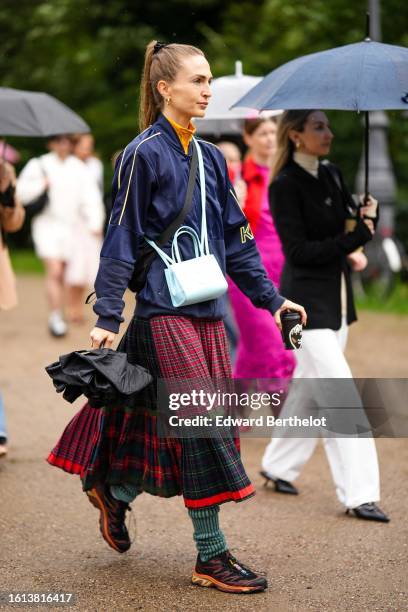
[296, 141, 300, 149]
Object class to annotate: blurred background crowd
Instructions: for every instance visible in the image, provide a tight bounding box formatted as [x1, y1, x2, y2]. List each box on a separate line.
[1, 0, 408, 456]
[1, 0, 408, 310]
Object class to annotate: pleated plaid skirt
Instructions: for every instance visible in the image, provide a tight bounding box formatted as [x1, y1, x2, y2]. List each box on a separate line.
[47, 315, 254, 508]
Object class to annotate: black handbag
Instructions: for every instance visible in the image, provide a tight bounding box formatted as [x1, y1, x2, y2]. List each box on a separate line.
[128, 144, 199, 293]
[25, 190, 48, 216]
[24, 159, 49, 217]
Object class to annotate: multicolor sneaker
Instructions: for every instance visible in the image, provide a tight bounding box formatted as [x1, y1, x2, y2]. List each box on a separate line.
[86, 484, 131, 553]
[192, 550, 267, 594]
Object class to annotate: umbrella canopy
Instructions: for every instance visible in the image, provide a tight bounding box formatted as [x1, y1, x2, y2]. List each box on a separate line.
[232, 41, 408, 112]
[233, 39, 408, 197]
[46, 349, 153, 409]
[194, 61, 282, 136]
[0, 87, 90, 137]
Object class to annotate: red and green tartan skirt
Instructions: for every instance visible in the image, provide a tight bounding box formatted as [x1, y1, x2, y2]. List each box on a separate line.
[47, 315, 255, 509]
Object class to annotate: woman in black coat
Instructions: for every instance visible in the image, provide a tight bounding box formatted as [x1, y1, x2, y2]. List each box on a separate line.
[261, 110, 389, 523]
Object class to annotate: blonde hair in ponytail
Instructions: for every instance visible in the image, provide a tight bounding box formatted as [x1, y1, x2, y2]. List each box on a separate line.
[139, 40, 205, 132]
[272, 110, 315, 180]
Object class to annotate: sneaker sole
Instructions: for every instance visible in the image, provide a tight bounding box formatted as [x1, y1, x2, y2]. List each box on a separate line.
[48, 328, 67, 338]
[86, 488, 130, 553]
[191, 571, 266, 594]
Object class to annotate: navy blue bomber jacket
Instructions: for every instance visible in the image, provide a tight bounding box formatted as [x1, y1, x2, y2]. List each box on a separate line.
[94, 114, 284, 333]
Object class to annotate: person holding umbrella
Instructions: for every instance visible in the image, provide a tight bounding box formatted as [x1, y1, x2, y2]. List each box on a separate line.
[48, 40, 306, 594]
[0, 88, 99, 337]
[260, 110, 389, 523]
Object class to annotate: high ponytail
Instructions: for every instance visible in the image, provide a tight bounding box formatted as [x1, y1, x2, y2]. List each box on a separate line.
[138, 40, 205, 133]
[272, 110, 315, 180]
[139, 41, 160, 132]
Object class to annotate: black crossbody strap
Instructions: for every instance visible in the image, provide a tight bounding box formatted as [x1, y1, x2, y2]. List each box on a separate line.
[157, 143, 198, 246]
[321, 160, 357, 215]
[321, 160, 342, 191]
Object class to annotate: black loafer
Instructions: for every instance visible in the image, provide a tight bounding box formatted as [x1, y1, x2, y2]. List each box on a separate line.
[259, 471, 299, 495]
[347, 502, 390, 523]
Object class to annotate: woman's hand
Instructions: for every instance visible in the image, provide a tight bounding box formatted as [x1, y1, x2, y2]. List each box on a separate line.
[274, 300, 307, 331]
[90, 326, 117, 349]
[347, 251, 368, 272]
[359, 194, 378, 219]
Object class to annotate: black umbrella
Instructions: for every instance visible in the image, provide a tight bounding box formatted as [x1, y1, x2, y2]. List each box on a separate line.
[45, 349, 153, 409]
[0, 87, 90, 137]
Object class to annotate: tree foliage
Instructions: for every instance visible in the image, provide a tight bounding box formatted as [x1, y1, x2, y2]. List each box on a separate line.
[1, 0, 234, 166]
[1, 0, 408, 232]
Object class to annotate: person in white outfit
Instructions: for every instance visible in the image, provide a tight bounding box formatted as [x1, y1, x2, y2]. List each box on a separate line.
[65, 134, 105, 323]
[17, 135, 105, 336]
[261, 110, 389, 523]
[73, 134, 104, 193]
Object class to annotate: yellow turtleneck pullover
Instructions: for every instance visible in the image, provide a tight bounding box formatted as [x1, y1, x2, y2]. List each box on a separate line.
[165, 115, 196, 154]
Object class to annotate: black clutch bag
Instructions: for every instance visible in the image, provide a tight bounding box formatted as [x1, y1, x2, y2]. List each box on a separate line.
[25, 190, 48, 217]
[24, 158, 49, 218]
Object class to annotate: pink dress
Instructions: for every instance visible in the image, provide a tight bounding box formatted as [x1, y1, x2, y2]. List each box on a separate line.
[228, 163, 295, 381]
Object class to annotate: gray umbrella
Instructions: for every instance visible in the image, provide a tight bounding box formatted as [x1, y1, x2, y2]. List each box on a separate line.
[194, 61, 282, 136]
[233, 34, 408, 199]
[0, 87, 90, 137]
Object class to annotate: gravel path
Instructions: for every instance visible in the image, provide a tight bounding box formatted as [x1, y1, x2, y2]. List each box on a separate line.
[1, 276, 407, 611]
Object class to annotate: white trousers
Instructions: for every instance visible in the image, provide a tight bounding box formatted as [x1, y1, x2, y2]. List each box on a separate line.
[262, 318, 380, 508]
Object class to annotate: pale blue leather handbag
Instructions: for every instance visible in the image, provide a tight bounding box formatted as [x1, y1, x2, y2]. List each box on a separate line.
[145, 138, 228, 308]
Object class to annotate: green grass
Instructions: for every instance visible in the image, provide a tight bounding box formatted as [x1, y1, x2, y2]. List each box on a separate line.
[356, 281, 408, 315]
[10, 249, 44, 274]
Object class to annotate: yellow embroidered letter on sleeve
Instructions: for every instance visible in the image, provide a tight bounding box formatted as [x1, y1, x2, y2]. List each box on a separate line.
[240, 224, 254, 243]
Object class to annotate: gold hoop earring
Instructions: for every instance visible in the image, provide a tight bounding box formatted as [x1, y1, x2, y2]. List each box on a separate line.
[295, 141, 300, 149]
[166, 97, 171, 105]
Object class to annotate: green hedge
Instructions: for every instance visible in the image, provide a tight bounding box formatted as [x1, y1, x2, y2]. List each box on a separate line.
[356, 281, 408, 315]
[9, 249, 408, 314]
[10, 249, 43, 274]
